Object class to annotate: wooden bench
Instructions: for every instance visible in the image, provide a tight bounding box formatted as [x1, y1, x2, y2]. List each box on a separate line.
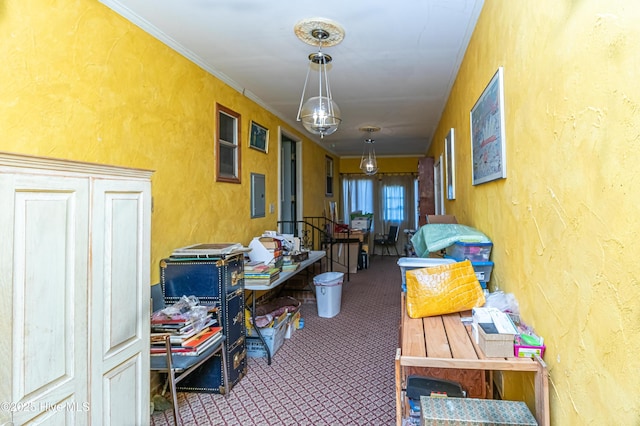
[395, 293, 550, 426]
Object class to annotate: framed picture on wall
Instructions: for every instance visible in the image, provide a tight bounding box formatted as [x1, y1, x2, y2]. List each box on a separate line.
[249, 121, 268, 153]
[470, 67, 507, 185]
[445, 128, 456, 200]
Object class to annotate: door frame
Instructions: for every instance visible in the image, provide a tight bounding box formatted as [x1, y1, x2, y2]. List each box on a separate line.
[278, 127, 303, 235]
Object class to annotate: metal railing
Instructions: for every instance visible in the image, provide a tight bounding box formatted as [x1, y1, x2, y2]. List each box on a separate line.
[277, 217, 364, 282]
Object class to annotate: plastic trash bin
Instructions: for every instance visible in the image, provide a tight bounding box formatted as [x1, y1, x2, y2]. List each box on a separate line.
[313, 272, 344, 318]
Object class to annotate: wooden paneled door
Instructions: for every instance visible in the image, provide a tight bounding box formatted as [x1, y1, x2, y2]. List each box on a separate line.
[0, 173, 91, 425]
[90, 178, 151, 425]
[0, 153, 152, 426]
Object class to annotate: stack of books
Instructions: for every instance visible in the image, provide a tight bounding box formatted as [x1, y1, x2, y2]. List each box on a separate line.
[151, 306, 223, 356]
[281, 259, 299, 272]
[244, 261, 280, 285]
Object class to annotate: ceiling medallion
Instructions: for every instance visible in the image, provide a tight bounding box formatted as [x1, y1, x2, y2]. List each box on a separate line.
[294, 18, 345, 47]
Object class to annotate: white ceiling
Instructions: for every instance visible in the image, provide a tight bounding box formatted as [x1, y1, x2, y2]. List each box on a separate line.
[100, 0, 484, 157]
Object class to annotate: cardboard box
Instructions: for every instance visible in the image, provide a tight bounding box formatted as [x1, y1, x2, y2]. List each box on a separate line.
[350, 219, 369, 230]
[285, 311, 301, 339]
[426, 214, 458, 224]
[477, 324, 515, 358]
[420, 396, 537, 425]
[326, 242, 359, 274]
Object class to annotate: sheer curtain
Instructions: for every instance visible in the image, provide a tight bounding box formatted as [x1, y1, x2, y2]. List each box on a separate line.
[375, 174, 417, 238]
[342, 174, 416, 237]
[342, 176, 375, 227]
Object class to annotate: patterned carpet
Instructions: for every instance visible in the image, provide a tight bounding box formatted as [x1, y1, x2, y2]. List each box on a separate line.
[151, 254, 402, 426]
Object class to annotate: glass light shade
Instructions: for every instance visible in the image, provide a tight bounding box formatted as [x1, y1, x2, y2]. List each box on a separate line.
[360, 139, 378, 175]
[299, 96, 341, 137]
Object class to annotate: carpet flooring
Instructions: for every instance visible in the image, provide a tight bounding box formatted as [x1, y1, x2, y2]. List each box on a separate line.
[150, 254, 403, 426]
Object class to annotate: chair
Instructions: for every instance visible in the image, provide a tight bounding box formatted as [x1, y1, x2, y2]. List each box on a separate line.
[374, 225, 400, 256]
[150, 327, 229, 425]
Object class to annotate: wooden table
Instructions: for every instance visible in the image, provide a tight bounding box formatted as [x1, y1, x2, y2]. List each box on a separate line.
[395, 293, 549, 426]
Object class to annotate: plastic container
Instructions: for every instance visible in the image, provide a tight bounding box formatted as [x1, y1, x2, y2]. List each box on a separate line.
[396, 257, 456, 292]
[313, 272, 344, 318]
[471, 260, 494, 282]
[245, 316, 289, 358]
[445, 241, 493, 262]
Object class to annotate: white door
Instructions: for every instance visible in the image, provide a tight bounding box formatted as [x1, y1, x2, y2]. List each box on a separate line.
[0, 173, 90, 426]
[90, 178, 151, 426]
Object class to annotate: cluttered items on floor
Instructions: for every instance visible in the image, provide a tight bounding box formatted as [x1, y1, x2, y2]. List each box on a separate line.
[245, 296, 302, 358]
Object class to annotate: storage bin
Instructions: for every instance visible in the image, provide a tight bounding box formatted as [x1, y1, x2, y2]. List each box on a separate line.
[471, 260, 494, 282]
[445, 241, 493, 262]
[246, 315, 289, 358]
[420, 397, 537, 425]
[396, 257, 455, 292]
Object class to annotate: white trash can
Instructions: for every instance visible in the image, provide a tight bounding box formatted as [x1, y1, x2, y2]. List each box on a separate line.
[313, 271, 344, 318]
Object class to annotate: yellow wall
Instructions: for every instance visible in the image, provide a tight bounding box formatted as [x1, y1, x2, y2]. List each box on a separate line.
[339, 156, 422, 174]
[429, 0, 640, 423]
[0, 0, 337, 283]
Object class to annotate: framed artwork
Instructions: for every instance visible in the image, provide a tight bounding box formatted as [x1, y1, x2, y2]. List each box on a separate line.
[249, 121, 268, 153]
[470, 67, 507, 185]
[445, 128, 456, 200]
[325, 156, 334, 197]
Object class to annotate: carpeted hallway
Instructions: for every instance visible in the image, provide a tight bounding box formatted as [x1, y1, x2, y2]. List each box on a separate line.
[151, 254, 402, 426]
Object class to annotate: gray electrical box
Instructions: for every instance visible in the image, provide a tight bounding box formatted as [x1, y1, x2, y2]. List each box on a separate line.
[251, 173, 266, 218]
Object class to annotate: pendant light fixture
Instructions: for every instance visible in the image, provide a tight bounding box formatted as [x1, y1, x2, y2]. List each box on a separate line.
[359, 126, 380, 176]
[294, 18, 345, 138]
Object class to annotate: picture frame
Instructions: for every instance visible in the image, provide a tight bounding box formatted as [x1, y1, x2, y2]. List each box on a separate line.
[470, 67, 507, 185]
[249, 121, 268, 153]
[445, 128, 456, 200]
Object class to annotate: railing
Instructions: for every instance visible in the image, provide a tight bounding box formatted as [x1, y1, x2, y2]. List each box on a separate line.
[277, 217, 363, 282]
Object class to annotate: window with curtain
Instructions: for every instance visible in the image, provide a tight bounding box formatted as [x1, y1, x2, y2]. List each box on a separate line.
[382, 185, 405, 222]
[342, 177, 374, 223]
[342, 174, 417, 236]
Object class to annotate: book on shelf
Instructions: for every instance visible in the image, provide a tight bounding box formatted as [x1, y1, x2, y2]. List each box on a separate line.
[167, 317, 218, 344]
[151, 313, 216, 334]
[281, 263, 299, 272]
[244, 261, 271, 273]
[151, 333, 223, 357]
[181, 326, 222, 348]
[151, 325, 224, 357]
[245, 267, 280, 282]
[245, 266, 280, 276]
